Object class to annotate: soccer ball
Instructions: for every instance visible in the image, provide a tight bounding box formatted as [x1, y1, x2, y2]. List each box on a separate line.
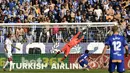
[51, 49, 60, 53]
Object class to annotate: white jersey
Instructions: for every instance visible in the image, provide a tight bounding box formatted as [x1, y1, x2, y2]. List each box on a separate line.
[5, 38, 12, 53]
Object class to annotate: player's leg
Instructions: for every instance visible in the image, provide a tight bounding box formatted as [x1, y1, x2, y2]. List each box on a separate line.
[61, 46, 70, 61]
[54, 44, 67, 57]
[8, 53, 13, 71]
[82, 60, 90, 71]
[117, 60, 125, 73]
[60, 50, 68, 61]
[3, 53, 9, 71]
[108, 60, 116, 73]
[8, 57, 13, 71]
[3, 53, 13, 71]
[78, 61, 84, 68]
[78, 60, 89, 71]
[3, 60, 9, 71]
[61, 54, 67, 61]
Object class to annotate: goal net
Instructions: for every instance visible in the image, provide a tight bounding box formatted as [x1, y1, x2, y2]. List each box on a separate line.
[0, 22, 117, 54]
[0, 22, 119, 69]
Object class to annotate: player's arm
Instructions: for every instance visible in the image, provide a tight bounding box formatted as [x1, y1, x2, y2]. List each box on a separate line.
[77, 56, 84, 63]
[72, 32, 81, 39]
[79, 59, 84, 63]
[75, 57, 79, 63]
[77, 36, 84, 43]
[4, 44, 8, 53]
[102, 36, 110, 57]
[11, 44, 20, 50]
[101, 45, 109, 57]
[101, 45, 109, 67]
[123, 37, 129, 57]
[125, 45, 129, 57]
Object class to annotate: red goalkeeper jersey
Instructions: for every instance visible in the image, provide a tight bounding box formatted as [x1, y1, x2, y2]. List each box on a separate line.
[67, 32, 84, 48]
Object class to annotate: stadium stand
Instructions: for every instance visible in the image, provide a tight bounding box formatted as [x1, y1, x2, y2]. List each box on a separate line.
[0, 0, 130, 43]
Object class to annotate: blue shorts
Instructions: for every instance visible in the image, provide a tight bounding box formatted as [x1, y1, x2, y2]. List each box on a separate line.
[78, 60, 88, 67]
[108, 60, 125, 72]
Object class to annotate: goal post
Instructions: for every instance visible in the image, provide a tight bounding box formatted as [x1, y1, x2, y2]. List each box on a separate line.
[0, 22, 117, 27]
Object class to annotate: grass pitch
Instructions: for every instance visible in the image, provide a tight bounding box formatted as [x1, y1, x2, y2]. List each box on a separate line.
[0, 69, 130, 73]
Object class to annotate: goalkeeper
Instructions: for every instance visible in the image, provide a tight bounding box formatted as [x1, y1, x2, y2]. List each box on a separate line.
[54, 29, 86, 61]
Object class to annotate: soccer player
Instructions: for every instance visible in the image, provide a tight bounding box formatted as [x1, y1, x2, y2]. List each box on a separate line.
[77, 50, 92, 71]
[3, 34, 20, 71]
[54, 31, 86, 61]
[101, 25, 129, 73]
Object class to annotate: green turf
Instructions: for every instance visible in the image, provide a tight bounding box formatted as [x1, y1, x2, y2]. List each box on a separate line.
[0, 69, 130, 73]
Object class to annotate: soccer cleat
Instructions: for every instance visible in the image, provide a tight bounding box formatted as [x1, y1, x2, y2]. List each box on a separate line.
[9, 69, 13, 72]
[61, 57, 65, 61]
[86, 66, 90, 71]
[3, 68, 6, 71]
[82, 68, 89, 71]
[86, 68, 90, 71]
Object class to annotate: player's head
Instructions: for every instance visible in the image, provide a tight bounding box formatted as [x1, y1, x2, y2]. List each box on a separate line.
[112, 25, 119, 34]
[85, 50, 89, 54]
[7, 34, 12, 39]
[127, 25, 130, 30]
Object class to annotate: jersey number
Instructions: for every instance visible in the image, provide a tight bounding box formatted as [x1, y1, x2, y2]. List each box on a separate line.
[112, 41, 121, 51]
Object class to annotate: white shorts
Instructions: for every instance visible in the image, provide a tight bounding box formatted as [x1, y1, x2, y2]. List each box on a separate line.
[5, 52, 12, 58]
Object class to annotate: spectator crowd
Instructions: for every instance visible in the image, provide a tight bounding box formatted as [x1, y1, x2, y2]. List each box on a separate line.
[0, 0, 130, 43]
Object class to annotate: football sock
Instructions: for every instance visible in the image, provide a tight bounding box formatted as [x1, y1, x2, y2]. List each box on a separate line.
[9, 61, 13, 71]
[86, 65, 90, 68]
[61, 56, 67, 61]
[3, 60, 9, 69]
